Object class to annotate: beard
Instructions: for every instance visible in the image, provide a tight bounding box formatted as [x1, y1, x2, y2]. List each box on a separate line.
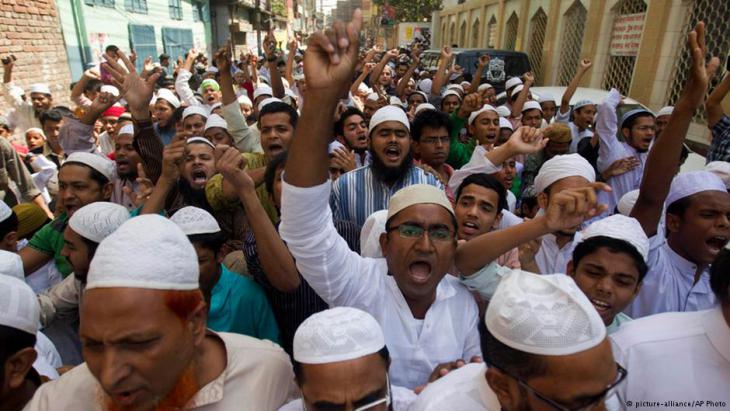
[370, 147, 413, 186]
[178, 178, 211, 210]
[101, 363, 199, 411]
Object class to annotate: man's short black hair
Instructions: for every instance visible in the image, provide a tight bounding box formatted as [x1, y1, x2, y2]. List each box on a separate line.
[187, 231, 226, 256]
[0, 324, 36, 374]
[51, 106, 74, 117]
[159, 53, 170, 61]
[60, 162, 110, 187]
[39, 108, 64, 126]
[666, 195, 692, 219]
[710, 249, 730, 304]
[171, 105, 186, 126]
[85, 79, 103, 93]
[621, 112, 654, 131]
[455, 173, 508, 215]
[572, 236, 648, 283]
[259, 101, 298, 128]
[481, 321, 547, 381]
[0, 210, 19, 240]
[265, 151, 288, 196]
[334, 107, 365, 138]
[411, 109, 451, 142]
[293, 346, 390, 385]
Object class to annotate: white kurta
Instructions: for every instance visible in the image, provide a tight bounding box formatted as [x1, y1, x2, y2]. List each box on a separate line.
[535, 233, 577, 275]
[23, 332, 299, 410]
[407, 363, 501, 411]
[279, 180, 482, 390]
[609, 307, 730, 410]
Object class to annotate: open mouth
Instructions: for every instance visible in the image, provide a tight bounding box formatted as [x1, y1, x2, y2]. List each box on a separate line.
[384, 146, 401, 162]
[706, 236, 728, 253]
[589, 298, 612, 320]
[268, 142, 283, 154]
[460, 221, 480, 237]
[65, 203, 79, 214]
[191, 169, 208, 185]
[408, 261, 432, 284]
[206, 95, 216, 103]
[113, 389, 142, 407]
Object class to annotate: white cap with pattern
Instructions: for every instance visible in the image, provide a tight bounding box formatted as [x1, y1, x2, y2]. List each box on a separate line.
[578, 214, 649, 261]
[182, 105, 209, 121]
[368, 105, 410, 135]
[387, 184, 454, 220]
[156, 88, 181, 109]
[522, 100, 543, 113]
[68, 202, 130, 244]
[617, 189, 640, 216]
[468, 104, 498, 125]
[170, 206, 221, 236]
[0, 274, 40, 335]
[253, 85, 273, 100]
[666, 170, 727, 207]
[65, 152, 116, 182]
[705, 161, 730, 190]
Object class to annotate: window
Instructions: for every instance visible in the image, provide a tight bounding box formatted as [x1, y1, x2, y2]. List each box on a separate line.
[128, 24, 157, 72]
[169, 0, 182, 20]
[125, 0, 148, 14]
[84, 0, 115, 6]
[192, 1, 208, 22]
[162, 27, 194, 62]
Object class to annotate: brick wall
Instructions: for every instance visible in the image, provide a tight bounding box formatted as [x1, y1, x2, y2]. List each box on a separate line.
[0, 0, 72, 116]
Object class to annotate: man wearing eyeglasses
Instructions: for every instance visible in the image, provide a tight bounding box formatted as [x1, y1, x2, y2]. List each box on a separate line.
[279, 11, 481, 391]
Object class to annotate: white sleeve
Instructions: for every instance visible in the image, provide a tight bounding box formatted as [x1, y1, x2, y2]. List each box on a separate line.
[174, 69, 200, 107]
[459, 261, 513, 301]
[555, 108, 571, 124]
[596, 89, 625, 173]
[448, 145, 502, 193]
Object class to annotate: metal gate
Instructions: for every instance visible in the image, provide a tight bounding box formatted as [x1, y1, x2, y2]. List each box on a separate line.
[557, 1, 588, 86]
[504, 12, 519, 51]
[602, 0, 648, 95]
[527, 8, 548, 84]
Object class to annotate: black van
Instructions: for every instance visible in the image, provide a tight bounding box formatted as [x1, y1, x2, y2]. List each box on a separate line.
[420, 48, 531, 94]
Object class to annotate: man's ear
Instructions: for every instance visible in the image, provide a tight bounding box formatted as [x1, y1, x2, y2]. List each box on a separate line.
[486, 367, 518, 410]
[665, 212, 681, 234]
[491, 213, 503, 231]
[188, 298, 208, 347]
[379, 232, 389, 258]
[0, 230, 18, 251]
[102, 182, 114, 201]
[537, 192, 549, 210]
[5, 347, 37, 389]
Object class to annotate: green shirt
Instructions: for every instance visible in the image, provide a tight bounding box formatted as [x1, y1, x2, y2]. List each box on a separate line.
[446, 111, 476, 170]
[28, 213, 73, 277]
[207, 265, 280, 344]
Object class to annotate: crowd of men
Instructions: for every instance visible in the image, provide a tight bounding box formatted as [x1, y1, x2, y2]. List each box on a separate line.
[0, 10, 729, 411]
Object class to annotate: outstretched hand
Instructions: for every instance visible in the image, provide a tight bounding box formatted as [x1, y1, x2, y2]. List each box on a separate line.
[102, 50, 160, 118]
[504, 126, 547, 155]
[544, 182, 611, 232]
[216, 145, 253, 191]
[684, 22, 720, 107]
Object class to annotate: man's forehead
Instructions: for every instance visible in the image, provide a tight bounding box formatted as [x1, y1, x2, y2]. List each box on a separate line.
[688, 190, 730, 210]
[390, 203, 453, 224]
[59, 163, 93, 180]
[373, 120, 408, 133]
[460, 184, 499, 203]
[186, 143, 214, 154]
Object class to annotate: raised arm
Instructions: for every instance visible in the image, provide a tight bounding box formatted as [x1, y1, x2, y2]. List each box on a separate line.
[141, 135, 186, 215]
[559, 59, 592, 115]
[350, 62, 374, 97]
[368, 49, 397, 91]
[470, 55, 489, 94]
[631, 22, 720, 236]
[510, 72, 534, 118]
[175, 49, 201, 106]
[284, 40, 297, 86]
[706, 72, 730, 128]
[2, 55, 24, 108]
[70, 69, 99, 109]
[263, 30, 285, 99]
[395, 54, 420, 100]
[595, 88, 625, 172]
[431, 46, 453, 96]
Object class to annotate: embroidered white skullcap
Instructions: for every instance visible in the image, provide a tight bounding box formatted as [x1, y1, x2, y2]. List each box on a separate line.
[0, 250, 23, 280]
[284, 88, 298, 100]
[441, 90, 462, 101]
[0, 274, 40, 335]
[538, 92, 556, 104]
[182, 105, 209, 121]
[666, 170, 727, 207]
[368, 105, 410, 135]
[117, 123, 135, 136]
[477, 83, 493, 92]
[98, 85, 119, 97]
[573, 100, 595, 111]
[656, 106, 674, 118]
[186, 136, 215, 149]
[204, 113, 228, 131]
[170, 206, 221, 236]
[620, 108, 654, 129]
[293, 307, 385, 364]
[156, 88, 181, 108]
[505, 77, 522, 91]
[389, 96, 406, 108]
[468, 104, 498, 125]
[705, 161, 730, 190]
[360, 210, 388, 258]
[499, 117, 513, 131]
[387, 184, 454, 220]
[511, 85, 524, 97]
[253, 85, 273, 100]
[29, 83, 51, 95]
[617, 189, 640, 216]
[366, 92, 381, 102]
[258, 97, 282, 112]
[414, 103, 436, 114]
[68, 202, 129, 244]
[486, 270, 606, 355]
[209, 102, 222, 112]
[534, 153, 596, 194]
[496, 105, 510, 118]
[87, 214, 199, 290]
[496, 92, 507, 102]
[418, 79, 433, 93]
[237, 93, 252, 107]
[522, 100, 543, 113]
[0, 201, 11, 223]
[65, 152, 115, 182]
[578, 215, 649, 261]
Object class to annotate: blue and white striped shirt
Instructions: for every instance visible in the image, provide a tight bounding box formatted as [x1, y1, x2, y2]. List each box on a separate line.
[331, 165, 444, 227]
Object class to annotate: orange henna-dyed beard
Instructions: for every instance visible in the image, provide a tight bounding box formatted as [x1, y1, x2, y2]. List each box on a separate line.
[100, 363, 199, 411]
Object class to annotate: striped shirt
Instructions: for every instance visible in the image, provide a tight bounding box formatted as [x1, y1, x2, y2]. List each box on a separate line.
[331, 165, 444, 227]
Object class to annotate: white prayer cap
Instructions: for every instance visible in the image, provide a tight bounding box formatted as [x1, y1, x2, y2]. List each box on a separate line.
[486, 270, 606, 356]
[68, 202, 129, 244]
[666, 170, 727, 207]
[0, 201, 11, 223]
[414, 103, 436, 114]
[496, 105, 510, 118]
[293, 307, 385, 364]
[387, 184, 454, 220]
[253, 85, 273, 100]
[389, 96, 406, 108]
[499, 117, 513, 131]
[204, 113, 228, 131]
[617, 189, 640, 216]
[410, 91, 428, 102]
[99, 85, 119, 97]
[328, 140, 346, 155]
[170, 206, 221, 236]
[65, 152, 115, 182]
[284, 88, 298, 100]
[156, 88, 181, 108]
[505, 77, 523, 91]
[573, 100, 595, 111]
[496, 92, 507, 102]
[117, 123, 134, 136]
[538, 92, 556, 104]
[366, 92, 380, 102]
[460, 81, 471, 88]
[258, 97, 282, 113]
[87, 215, 199, 291]
[29, 83, 51, 95]
[357, 82, 372, 94]
[578, 215, 649, 261]
[468, 104, 498, 125]
[182, 105, 208, 121]
[442, 90, 462, 101]
[0, 250, 23, 280]
[446, 84, 464, 94]
[186, 136, 215, 149]
[0, 274, 40, 335]
[368, 105, 410, 136]
[209, 102, 222, 112]
[206, 66, 219, 74]
[534, 153, 596, 194]
[477, 83, 493, 92]
[418, 79, 433, 93]
[522, 100, 542, 113]
[705, 161, 730, 190]
[656, 106, 674, 118]
[360, 210, 388, 258]
[620, 108, 654, 129]
[237, 93, 252, 107]
[511, 85, 524, 97]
